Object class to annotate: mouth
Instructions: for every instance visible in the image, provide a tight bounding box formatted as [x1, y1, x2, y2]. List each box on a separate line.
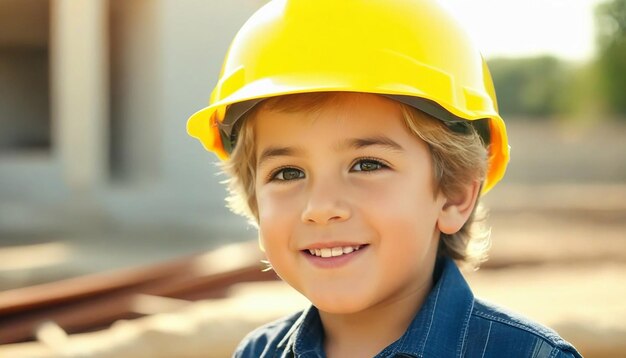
[302, 244, 369, 258]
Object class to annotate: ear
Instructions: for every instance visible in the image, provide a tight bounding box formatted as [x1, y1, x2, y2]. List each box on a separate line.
[437, 180, 482, 235]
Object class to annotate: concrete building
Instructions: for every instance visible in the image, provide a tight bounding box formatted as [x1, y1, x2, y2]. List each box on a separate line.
[0, 0, 265, 282]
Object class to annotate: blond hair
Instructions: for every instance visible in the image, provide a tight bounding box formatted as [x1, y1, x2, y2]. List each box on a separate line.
[221, 92, 491, 269]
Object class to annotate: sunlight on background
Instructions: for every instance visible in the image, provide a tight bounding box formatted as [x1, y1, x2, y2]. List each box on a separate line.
[440, 0, 604, 61]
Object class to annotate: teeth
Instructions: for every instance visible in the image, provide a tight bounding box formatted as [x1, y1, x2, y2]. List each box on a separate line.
[308, 245, 363, 258]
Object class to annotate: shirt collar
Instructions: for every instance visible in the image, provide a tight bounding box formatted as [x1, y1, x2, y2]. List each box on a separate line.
[393, 256, 475, 357]
[277, 305, 325, 357]
[279, 256, 475, 358]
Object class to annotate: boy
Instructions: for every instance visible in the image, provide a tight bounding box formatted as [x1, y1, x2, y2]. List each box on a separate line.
[187, 0, 583, 357]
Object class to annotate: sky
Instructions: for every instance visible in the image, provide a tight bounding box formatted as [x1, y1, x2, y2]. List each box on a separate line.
[438, 0, 606, 62]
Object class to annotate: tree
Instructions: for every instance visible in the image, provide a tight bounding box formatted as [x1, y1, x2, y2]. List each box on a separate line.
[488, 56, 570, 118]
[595, 0, 626, 116]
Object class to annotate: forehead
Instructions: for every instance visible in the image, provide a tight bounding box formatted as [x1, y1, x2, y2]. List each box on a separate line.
[253, 93, 411, 147]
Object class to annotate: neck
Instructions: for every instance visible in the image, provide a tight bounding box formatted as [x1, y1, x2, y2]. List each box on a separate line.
[319, 271, 435, 358]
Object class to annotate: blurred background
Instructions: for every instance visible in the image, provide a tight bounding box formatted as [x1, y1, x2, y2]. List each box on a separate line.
[0, 0, 624, 357]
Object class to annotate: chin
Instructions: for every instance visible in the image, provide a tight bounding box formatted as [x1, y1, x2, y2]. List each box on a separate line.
[308, 294, 370, 314]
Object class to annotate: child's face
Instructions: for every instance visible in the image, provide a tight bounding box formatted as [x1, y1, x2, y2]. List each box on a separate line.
[254, 93, 447, 314]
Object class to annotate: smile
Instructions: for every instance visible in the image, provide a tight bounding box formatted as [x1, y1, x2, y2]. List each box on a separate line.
[306, 245, 367, 258]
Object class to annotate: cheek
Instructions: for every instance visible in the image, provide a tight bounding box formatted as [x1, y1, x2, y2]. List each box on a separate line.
[256, 190, 305, 286]
[256, 187, 303, 248]
[356, 175, 440, 249]
[376, 208, 440, 281]
[354, 174, 436, 218]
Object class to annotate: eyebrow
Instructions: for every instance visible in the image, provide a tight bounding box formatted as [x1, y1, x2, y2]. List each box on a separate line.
[341, 136, 405, 152]
[257, 136, 404, 167]
[258, 146, 305, 168]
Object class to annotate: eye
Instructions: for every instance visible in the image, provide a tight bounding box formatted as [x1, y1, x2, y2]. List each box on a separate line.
[271, 167, 305, 181]
[350, 158, 388, 172]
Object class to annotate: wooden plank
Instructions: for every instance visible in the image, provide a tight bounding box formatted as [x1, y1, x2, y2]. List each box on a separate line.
[0, 241, 276, 344]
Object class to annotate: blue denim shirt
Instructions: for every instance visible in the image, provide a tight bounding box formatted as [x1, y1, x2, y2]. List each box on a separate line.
[233, 257, 583, 358]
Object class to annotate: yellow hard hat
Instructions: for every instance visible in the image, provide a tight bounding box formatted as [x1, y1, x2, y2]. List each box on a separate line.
[187, 0, 510, 194]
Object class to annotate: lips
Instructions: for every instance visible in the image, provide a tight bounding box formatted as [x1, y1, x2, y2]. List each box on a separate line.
[302, 242, 369, 258]
[301, 243, 369, 269]
[306, 245, 365, 258]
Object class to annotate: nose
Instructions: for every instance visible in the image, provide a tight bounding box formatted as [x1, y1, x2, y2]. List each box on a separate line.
[300, 177, 351, 225]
